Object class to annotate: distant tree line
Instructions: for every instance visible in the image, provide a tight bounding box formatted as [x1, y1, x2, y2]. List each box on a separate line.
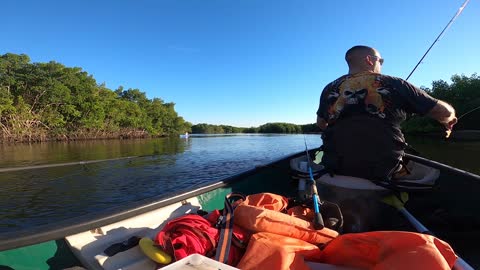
[402, 73, 480, 133]
[191, 123, 244, 134]
[191, 122, 321, 134]
[0, 53, 191, 142]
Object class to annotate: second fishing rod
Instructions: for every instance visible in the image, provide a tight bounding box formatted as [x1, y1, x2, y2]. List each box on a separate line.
[303, 135, 324, 230]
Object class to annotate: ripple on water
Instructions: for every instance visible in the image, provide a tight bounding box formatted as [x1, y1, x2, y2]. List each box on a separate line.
[0, 134, 323, 232]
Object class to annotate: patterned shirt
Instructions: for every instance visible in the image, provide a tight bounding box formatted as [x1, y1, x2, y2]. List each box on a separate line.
[317, 72, 438, 133]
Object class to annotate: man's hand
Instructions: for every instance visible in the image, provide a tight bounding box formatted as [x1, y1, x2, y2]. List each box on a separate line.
[445, 117, 457, 130]
[316, 116, 328, 130]
[444, 117, 457, 138]
[427, 100, 456, 138]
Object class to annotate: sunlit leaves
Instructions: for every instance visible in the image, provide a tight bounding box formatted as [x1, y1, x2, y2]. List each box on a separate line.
[0, 53, 191, 142]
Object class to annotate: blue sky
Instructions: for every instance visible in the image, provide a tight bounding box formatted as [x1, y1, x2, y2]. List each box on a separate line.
[1, 0, 478, 127]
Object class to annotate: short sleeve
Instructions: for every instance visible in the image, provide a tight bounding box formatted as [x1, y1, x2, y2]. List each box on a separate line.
[397, 79, 438, 115]
[316, 84, 332, 120]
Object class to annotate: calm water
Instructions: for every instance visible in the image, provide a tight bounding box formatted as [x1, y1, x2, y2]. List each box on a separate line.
[0, 134, 321, 232]
[0, 134, 478, 233]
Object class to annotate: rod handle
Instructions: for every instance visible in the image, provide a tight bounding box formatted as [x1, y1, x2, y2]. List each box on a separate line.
[313, 212, 324, 230]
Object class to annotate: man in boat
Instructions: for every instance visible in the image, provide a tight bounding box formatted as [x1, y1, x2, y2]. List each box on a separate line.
[316, 45, 457, 181]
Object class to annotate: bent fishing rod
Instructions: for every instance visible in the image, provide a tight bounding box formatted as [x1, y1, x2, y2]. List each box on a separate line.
[403, 0, 471, 138]
[405, 0, 471, 81]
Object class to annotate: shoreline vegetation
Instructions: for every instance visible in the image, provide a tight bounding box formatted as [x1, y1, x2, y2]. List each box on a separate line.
[1, 53, 478, 143]
[0, 53, 192, 143]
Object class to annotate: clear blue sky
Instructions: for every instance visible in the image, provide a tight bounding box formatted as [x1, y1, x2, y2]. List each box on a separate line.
[2, 0, 478, 127]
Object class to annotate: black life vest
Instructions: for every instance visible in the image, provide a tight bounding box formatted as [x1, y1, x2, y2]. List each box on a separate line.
[321, 114, 405, 181]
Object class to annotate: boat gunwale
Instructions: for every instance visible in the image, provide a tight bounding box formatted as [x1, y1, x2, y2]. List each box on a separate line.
[0, 150, 306, 252]
[404, 153, 480, 181]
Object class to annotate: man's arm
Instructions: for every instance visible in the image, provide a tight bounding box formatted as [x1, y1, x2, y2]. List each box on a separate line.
[397, 79, 457, 131]
[316, 116, 328, 130]
[317, 83, 334, 131]
[427, 100, 457, 130]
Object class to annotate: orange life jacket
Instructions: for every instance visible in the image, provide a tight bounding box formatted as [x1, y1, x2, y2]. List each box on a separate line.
[237, 232, 322, 270]
[320, 231, 457, 270]
[238, 231, 458, 270]
[242, 192, 289, 211]
[234, 194, 339, 244]
[235, 193, 458, 270]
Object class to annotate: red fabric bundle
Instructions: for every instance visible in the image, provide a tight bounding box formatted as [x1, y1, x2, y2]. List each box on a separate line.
[156, 213, 249, 266]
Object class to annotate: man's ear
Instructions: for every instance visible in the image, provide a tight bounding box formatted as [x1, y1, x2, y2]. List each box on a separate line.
[365, 55, 374, 66]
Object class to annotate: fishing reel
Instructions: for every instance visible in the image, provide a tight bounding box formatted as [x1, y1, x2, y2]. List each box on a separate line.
[288, 196, 344, 233]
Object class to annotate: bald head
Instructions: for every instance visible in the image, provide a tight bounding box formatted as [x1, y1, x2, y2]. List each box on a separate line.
[345, 45, 383, 74]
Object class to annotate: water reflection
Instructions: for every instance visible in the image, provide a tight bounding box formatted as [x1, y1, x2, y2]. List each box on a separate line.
[0, 134, 321, 232]
[0, 137, 189, 168]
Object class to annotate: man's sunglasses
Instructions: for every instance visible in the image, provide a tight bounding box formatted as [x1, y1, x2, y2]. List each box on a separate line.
[369, 55, 384, 65]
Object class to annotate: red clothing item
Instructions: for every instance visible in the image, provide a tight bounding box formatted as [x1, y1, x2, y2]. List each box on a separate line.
[156, 212, 249, 266]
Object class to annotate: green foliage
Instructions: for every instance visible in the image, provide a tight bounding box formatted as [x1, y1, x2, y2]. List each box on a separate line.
[401, 117, 439, 134]
[191, 123, 228, 134]
[190, 122, 320, 134]
[242, 127, 259, 133]
[191, 123, 247, 134]
[301, 123, 322, 133]
[403, 73, 480, 133]
[0, 53, 190, 142]
[258, 122, 302, 133]
[220, 125, 243, 133]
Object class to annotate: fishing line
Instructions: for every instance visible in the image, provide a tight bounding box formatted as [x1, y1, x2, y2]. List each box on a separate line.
[0, 155, 151, 173]
[457, 106, 480, 121]
[405, 0, 471, 80]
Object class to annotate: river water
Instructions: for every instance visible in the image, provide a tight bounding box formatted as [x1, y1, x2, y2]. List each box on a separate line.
[0, 134, 478, 233]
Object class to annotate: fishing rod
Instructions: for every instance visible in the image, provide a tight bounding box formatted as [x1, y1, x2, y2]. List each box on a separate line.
[403, 0, 471, 138]
[405, 0, 471, 80]
[303, 135, 325, 229]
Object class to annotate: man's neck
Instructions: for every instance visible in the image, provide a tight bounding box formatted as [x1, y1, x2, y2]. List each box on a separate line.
[348, 67, 374, 74]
